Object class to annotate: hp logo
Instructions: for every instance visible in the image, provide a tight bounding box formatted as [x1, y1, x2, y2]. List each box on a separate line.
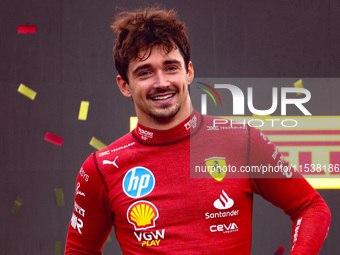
[123, 167, 155, 198]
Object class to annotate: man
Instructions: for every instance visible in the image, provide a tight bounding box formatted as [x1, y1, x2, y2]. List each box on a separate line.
[65, 7, 331, 254]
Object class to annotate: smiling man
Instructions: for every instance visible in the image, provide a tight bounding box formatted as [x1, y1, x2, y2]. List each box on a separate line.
[65, 7, 331, 254]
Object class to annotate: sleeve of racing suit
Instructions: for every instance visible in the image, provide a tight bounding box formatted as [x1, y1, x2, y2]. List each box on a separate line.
[65, 153, 113, 254]
[248, 126, 331, 255]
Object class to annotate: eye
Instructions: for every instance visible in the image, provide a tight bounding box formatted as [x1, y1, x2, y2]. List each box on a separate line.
[137, 70, 151, 77]
[166, 65, 179, 72]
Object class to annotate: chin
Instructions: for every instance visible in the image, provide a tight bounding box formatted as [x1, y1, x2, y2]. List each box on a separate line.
[151, 105, 181, 121]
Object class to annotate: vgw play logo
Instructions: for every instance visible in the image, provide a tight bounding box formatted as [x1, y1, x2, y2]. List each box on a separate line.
[195, 82, 312, 116]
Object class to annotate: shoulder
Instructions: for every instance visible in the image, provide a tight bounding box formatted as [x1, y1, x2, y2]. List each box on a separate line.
[78, 132, 136, 176]
[92, 132, 138, 176]
[95, 132, 136, 158]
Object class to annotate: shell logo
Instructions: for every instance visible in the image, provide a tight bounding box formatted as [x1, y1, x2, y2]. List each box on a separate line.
[127, 200, 159, 231]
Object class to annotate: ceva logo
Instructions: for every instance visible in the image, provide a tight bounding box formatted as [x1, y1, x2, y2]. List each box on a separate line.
[123, 167, 155, 198]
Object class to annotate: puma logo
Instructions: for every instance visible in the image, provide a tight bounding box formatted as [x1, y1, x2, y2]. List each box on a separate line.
[103, 156, 119, 168]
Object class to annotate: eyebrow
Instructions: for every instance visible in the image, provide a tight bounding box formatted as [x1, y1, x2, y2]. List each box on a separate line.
[131, 59, 183, 76]
[131, 64, 152, 76]
[164, 59, 182, 66]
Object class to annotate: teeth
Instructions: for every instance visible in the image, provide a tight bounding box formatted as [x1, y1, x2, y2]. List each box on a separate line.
[153, 94, 173, 100]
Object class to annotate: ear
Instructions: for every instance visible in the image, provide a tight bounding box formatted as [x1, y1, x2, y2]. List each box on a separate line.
[187, 61, 194, 85]
[116, 75, 132, 98]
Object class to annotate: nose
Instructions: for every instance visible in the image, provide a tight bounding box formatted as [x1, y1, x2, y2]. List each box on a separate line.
[154, 71, 170, 89]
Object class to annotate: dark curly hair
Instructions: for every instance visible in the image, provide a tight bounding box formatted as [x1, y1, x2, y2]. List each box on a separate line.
[111, 7, 191, 83]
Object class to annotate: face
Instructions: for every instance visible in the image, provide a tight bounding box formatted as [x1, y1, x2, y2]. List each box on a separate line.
[117, 45, 194, 128]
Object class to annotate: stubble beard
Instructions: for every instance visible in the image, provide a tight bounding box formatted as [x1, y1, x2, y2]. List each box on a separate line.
[147, 102, 181, 122]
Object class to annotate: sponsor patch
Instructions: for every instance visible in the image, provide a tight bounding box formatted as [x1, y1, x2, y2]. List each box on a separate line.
[123, 167, 155, 198]
[127, 200, 159, 231]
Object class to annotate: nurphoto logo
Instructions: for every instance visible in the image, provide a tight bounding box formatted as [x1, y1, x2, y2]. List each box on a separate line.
[197, 82, 311, 116]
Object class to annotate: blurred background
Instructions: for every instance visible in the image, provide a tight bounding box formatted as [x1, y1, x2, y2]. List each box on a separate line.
[1, 0, 339, 254]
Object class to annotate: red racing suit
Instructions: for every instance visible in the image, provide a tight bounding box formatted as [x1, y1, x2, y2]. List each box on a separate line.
[65, 110, 331, 254]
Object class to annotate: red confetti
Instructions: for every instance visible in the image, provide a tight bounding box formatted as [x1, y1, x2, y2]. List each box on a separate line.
[44, 132, 64, 146]
[17, 25, 37, 34]
[274, 245, 286, 255]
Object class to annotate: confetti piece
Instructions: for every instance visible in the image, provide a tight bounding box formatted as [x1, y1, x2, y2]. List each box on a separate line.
[18, 25, 37, 34]
[78, 101, 90, 120]
[11, 196, 23, 215]
[17, 83, 37, 100]
[130, 117, 138, 131]
[89, 137, 107, 150]
[44, 132, 64, 146]
[106, 235, 112, 243]
[54, 188, 65, 207]
[294, 79, 304, 95]
[54, 240, 63, 255]
[274, 245, 286, 255]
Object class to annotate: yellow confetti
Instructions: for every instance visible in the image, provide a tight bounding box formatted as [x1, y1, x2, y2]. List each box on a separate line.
[294, 79, 304, 95]
[90, 137, 107, 150]
[17, 83, 37, 100]
[130, 117, 138, 131]
[78, 101, 90, 120]
[54, 240, 63, 255]
[252, 114, 271, 121]
[106, 235, 112, 243]
[11, 196, 23, 215]
[54, 188, 65, 207]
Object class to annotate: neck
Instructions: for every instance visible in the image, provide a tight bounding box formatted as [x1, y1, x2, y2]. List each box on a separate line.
[133, 109, 202, 145]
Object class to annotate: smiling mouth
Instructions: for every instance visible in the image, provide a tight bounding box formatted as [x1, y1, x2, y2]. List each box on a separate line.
[150, 93, 175, 101]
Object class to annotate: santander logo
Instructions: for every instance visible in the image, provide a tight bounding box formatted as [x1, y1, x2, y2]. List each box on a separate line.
[213, 190, 234, 210]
